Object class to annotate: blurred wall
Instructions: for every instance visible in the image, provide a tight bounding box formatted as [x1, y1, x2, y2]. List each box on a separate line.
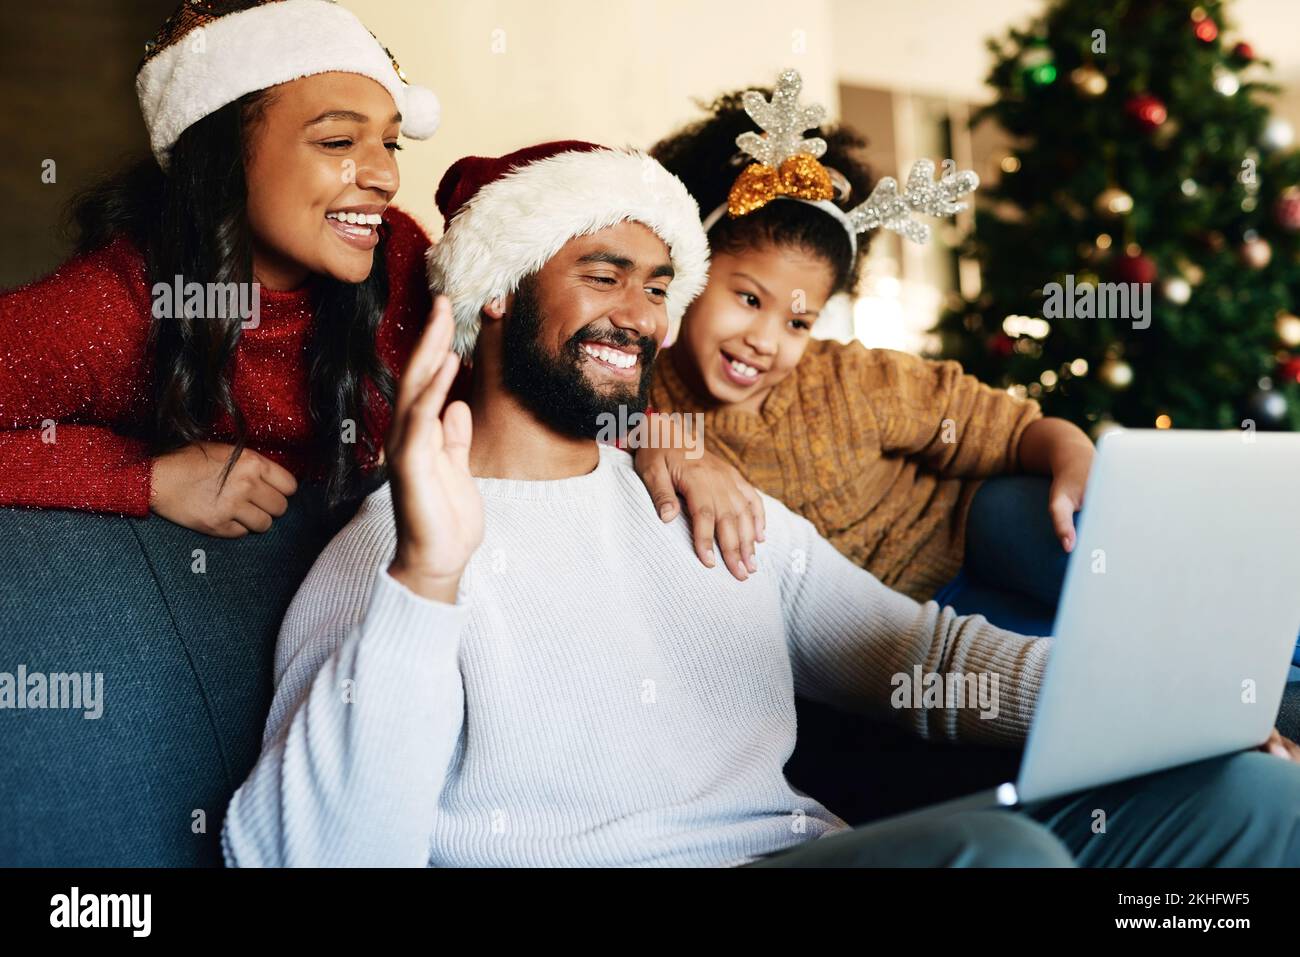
[348, 0, 840, 238]
[0, 0, 175, 289]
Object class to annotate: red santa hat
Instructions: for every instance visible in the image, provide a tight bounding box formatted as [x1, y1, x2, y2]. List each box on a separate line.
[426, 140, 710, 359]
[136, 0, 441, 171]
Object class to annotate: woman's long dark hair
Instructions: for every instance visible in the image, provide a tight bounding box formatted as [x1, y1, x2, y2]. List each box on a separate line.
[65, 90, 395, 510]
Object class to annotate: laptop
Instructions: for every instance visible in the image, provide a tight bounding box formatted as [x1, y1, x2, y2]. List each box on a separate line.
[894, 428, 1300, 818]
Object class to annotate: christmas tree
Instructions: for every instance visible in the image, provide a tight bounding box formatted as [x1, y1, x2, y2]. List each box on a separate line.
[933, 0, 1300, 434]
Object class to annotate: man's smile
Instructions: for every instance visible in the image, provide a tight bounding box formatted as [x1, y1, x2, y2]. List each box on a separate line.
[579, 341, 640, 379]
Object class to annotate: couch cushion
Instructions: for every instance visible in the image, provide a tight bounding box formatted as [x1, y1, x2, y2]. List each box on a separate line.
[0, 481, 366, 866]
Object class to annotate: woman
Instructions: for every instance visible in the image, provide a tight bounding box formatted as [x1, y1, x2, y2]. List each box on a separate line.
[0, 0, 759, 571]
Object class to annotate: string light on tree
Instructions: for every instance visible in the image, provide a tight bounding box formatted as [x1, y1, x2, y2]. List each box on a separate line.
[1019, 39, 1056, 86]
[1094, 185, 1134, 216]
[1212, 65, 1240, 96]
[1243, 383, 1288, 430]
[1099, 357, 1133, 389]
[1070, 64, 1107, 97]
[1276, 311, 1300, 347]
[1161, 276, 1192, 304]
[1261, 117, 1295, 151]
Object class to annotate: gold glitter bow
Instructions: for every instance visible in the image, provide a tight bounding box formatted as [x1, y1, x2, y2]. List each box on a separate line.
[727, 153, 834, 217]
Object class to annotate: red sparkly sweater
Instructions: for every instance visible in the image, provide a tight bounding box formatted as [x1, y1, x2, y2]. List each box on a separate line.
[0, 207, 434, 518]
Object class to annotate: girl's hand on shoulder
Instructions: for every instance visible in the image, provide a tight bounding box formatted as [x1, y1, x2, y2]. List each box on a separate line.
[632, 421, 765, 581]
[150, 441, 298, 538]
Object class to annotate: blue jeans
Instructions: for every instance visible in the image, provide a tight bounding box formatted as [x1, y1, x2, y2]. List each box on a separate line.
[933, 476, 1300, 677]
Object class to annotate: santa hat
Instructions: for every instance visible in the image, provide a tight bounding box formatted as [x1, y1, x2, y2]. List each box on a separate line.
[427, 141, 710, 360]
[136, 0, 441, 170]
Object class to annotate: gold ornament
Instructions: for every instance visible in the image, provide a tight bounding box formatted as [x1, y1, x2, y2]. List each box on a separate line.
[1241, 236, 1273, 270]
[1175, 257, 1205, 285]
[1152, 117, 1181, 148]
[1094, 186, 1134, 217]
[1070, 65, 1108, 97]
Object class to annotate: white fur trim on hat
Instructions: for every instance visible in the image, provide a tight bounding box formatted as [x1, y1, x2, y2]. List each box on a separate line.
[136, 0, 440, 170]
[426, 148, 710, 360]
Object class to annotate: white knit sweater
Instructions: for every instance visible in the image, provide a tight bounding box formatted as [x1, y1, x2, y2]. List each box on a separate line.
[222, 444, 1050, 867]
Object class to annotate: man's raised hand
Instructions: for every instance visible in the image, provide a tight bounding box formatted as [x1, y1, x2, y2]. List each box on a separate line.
[385, 295, 483, 604]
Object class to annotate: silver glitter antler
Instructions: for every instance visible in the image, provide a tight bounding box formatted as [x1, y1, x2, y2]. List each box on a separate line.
[846, 159, 980, 244]
[735, 69, 828, 167]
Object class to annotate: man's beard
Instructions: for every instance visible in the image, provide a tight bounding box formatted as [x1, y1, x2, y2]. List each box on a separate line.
[501, 277, 658, 440]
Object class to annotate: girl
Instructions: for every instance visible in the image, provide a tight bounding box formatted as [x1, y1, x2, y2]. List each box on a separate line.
[0, 0, 758, 571]
[648, 71, 1097, 635]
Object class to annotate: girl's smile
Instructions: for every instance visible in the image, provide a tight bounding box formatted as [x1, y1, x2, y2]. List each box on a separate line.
[675, 245, 834, 414]
[719, 348, 766, 387]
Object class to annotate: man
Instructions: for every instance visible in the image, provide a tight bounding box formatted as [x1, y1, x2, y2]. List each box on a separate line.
[223, 141, 1300, 867]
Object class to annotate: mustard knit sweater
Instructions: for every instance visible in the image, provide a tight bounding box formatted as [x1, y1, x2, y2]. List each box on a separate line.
[649, 340, 1043, 601]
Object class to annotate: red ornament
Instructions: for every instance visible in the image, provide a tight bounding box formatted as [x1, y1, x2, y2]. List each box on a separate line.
[1113, 252, 1158, 285]
[1232, 41, 1255, 61]
[1125, 93, 1168, 132]
[987, 333, 1015, 357]
[1194, 18, 1218, 43]
[1281, 355, 1300, 384]
[1275, 186, 1300, 231]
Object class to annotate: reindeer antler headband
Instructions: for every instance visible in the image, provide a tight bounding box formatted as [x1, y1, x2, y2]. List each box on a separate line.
[700, 69, 981, 256]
